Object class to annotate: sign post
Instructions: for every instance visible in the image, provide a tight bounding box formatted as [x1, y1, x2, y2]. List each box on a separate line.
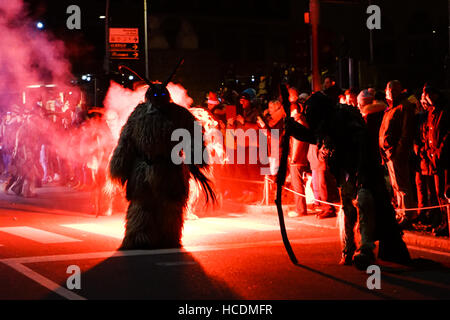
[109, 28, 139, 60]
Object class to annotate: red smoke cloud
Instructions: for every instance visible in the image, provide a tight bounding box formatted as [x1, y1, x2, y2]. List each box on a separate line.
[0, 0, 72, 109]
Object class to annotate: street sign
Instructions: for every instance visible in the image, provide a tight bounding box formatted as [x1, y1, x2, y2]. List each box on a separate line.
[109, 28, 139, 44]
[110, 43, 139, 52]
[109, 28, 139, 60]
[110, 51, 139, 60]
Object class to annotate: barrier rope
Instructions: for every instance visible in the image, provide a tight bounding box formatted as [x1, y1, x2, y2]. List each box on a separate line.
[215, 175, 450, 212]
[264, 176, 342, 208]
[399, 204, 449, 212]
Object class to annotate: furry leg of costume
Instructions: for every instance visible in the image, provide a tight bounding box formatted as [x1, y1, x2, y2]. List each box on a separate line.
[120, 196, 186, 250]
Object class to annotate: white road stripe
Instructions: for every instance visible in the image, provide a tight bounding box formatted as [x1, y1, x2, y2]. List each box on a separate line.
[0, 227, 81, 244]
[3, 261, 86, 300]
[62, 221, 226, 238]
[62, 222, 125, 239]
[0, 236, 337, 300]
[199, 217, 292, 231]
[0, 237, 338, 265]
[182, 222, 226, 235]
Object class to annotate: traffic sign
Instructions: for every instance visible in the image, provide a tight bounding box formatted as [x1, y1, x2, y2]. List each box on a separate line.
[110, 51, 139, 60]
[110, 43, 139, 52]
[109, 28, 139, 44]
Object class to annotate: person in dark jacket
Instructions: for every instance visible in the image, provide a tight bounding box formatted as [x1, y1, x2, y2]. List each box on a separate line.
[418, 84, 449, 236]
[288, 89, 310, 217]
[379, 80, 417, 227]
[357, 89, 387, 165]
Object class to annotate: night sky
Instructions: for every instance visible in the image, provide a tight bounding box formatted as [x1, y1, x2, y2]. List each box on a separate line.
[22, 0, 450, 98]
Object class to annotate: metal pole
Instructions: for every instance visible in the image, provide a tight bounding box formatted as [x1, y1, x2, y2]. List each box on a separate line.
[348, 57, 354, 88]
[104, 0, 110, 74]
[369, 0, 374, 64]
[94, 77, 97, 106]
[310, 0, 321, 92]
[144, 0, 149, 79]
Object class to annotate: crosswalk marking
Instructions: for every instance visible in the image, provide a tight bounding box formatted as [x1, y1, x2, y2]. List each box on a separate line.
[199, 217, 292, 231]
[62, 218, 284, 239]
[0, 227, 81, 244]
[0, 218, 287, 246]
[62, 220, 227, 238]
[182, 222, 226, 235]
[61, 222, 125, 239]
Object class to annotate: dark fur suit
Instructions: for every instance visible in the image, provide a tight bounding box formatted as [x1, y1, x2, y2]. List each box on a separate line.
[287, 92, 410, 269]
[109, 84, 215, 250]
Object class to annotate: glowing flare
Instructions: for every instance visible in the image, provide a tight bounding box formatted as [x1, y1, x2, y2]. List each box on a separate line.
[305, 175, 315, 204]
[166, 82, 193, 108]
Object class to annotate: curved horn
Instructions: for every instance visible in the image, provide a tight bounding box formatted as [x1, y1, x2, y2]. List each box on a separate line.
[118, 65, 151, 85]
[163, 58, 185, 87]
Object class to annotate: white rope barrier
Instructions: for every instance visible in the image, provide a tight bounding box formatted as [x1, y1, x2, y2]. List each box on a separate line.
[215, 175, 450, 212]
[264, 176, 342, 208]
[264, 176, 449, 212]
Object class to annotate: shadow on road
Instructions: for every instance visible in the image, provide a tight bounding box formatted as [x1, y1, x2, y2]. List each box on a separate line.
[379, 258, 450, 299]
[45, 250, 241, 300]
[291, 262, 395, 299]
[290, 257, 450, 299]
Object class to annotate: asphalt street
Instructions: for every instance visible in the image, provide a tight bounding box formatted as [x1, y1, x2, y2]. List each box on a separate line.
[0, 186, 449, 301]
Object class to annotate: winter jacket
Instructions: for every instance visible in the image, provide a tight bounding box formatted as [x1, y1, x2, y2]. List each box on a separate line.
[418, 103, 449, 174]
[361, 102, 386, 165]
[379, 93, 416, 163]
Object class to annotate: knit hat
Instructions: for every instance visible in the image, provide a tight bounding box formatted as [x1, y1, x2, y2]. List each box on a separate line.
[240, 88, 256, 101]
[299, 93, 310, 101]
[357, 89, 374, 107]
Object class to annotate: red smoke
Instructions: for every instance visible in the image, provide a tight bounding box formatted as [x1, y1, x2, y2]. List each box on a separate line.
[0, 0, 72, 107]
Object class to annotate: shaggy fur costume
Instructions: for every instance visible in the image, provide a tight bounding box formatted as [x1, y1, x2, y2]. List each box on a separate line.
[287, 92, 411, 267]
[109, 84, 215, 250]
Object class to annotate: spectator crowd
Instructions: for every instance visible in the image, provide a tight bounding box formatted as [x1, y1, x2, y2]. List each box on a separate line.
[0, 68, 448, 237]
[201, 72, 448, 238]
[0, 88, 114, 215]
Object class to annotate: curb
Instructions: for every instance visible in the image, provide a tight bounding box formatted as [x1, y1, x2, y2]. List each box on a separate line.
[402, 232, 450, 252]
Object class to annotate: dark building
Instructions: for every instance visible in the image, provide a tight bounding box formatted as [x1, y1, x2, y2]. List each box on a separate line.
[23, 0, 450, 104]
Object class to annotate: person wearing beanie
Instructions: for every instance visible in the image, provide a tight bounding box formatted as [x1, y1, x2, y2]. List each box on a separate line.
[358, 89, 387, 166]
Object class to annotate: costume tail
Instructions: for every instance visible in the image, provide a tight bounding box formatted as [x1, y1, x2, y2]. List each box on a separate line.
[189, 164, 217, 205]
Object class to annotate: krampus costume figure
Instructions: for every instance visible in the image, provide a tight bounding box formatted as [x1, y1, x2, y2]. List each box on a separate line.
[286, 92, 411, 270]
[109, 80, 215, 250]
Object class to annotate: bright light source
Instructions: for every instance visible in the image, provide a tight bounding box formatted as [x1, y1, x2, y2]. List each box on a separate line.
[99, 15, 106, 19]
[36, 22, 44, 29]
[86, 76, 91, 82]
[81, 75, 87, 80]
[128, 75, 134, 81]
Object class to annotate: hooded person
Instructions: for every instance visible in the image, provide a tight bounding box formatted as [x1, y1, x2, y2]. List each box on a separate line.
[285, 91, 411, 270]
[109, 79, 216, 250]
